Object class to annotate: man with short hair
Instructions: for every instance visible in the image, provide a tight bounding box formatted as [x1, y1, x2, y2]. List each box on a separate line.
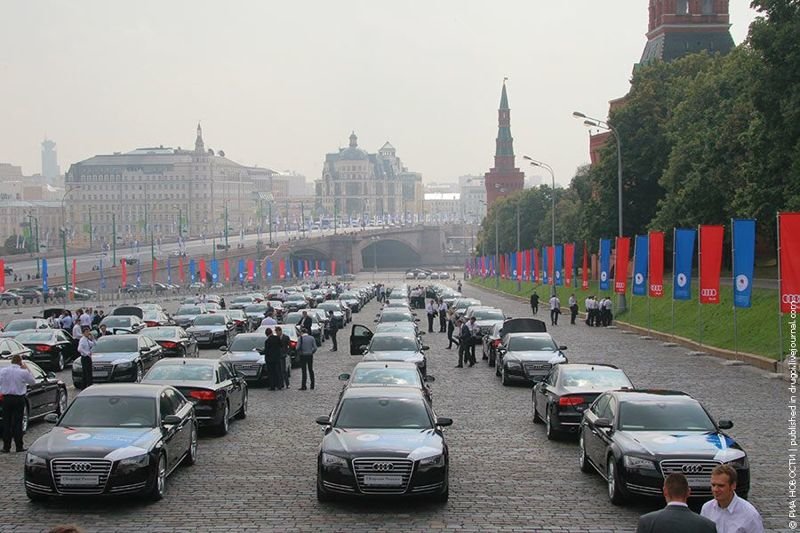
[274, 326, 291, 388]
[636, 473, 716, 532]
[0, 354, 36, 452]
[530, 291, 539, 315]
[299, 310, 313, 335]
[297, 328, 316, 390]
[701, 464, 763, 533]
[549, 293, 561, 326]
[326, 310, 338, 352]
[79, 308, 92, 328]
[425, 299, 436, 333]
[77, 327, 96, 388]
[262, 327, 284, 391]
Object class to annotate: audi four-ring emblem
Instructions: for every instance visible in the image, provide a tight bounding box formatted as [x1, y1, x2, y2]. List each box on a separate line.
[372, 462, 394, 471]
[682, 464, 704, 474]
[69, 462, 93, 472]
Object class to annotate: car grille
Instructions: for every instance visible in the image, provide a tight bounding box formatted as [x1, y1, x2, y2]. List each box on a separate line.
[523, 362, 551, 377]
[660, 459, 720, 495]
[51, 458, 112, 494]
[233, 363, 262, 377]
[353, 458, 414, 494]
[479, 326, 493, 335]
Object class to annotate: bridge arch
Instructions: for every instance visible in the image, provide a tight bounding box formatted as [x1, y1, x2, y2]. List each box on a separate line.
[360, 239, 421, 269]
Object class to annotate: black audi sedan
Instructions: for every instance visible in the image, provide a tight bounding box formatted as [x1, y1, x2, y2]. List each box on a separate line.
[338, 361, 434, 404]
[72, 335, 164, 388]
[185, 314, 236, 347]
[15, 330, 79, 371]
[579, 389, 750, 505]
[143, 358, 247, 436]
[24, 384, 197, 501]
[0, 359, 68, 434]
[532, 363, 633, 439]
[315, 387, 451, 502]
[141, 326, 199, 358]
[496, 332, 567, 385]
[219, 333, 269, 385]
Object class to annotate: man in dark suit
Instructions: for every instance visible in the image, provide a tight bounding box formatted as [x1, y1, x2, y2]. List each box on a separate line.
[299, 311, 313, 337]
[636, 473, 717, 533]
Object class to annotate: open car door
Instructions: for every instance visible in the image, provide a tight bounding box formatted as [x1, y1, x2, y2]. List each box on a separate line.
[349, 324, 373, 355]
[499, 318, 547, 336]
[111, 306, 144, 318]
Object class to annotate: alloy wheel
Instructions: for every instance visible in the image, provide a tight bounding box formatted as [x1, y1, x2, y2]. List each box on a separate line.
[57, 390, 67, 416]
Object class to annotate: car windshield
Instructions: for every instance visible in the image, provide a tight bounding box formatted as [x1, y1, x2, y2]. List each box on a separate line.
[226, 310, 246, 319]
[146, 364, 215, 381]
[233, 296, 253, 303]
[142, 311, 162, 321]
[93, 337, 139, 353]
[102, 317, 132, 327]
[618, 401, 716, 432]
[59, 396, 157, 428]
[472, 309, 504, 320]
[141, 328, 178, 341]
[508, 336, 557, 351]
[193, 315, 226, 326]
[287, 294, 305, 301]
[560, 369, 632, 389]
[177, 306, 202, 315]
[245, 305, 267, 313]
[6, 320, 37, 331]
[318, 304, 339, 311]
[381, 313, 412, 322]
[352, 368, 421, 386]
[335, 398, 431, 429]
[15, 331, 55, 343]
[229, 336, 265, 351]
[370, 336, 417, 352]
[286, 313, 313, 324]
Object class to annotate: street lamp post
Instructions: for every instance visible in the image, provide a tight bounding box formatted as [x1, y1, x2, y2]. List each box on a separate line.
[573, 111, 626, 312]
[60, 185, 80, 297]
[523, 155, 557, 296]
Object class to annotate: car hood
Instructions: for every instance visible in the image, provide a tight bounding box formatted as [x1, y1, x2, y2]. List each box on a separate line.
[175, 314, 200, 321]
[322, 428, 443, 459]
[0, 331, 22, 338]
[363, 351, 424, 364]
[89, 351, 138, 363]
[505, 350, 565, 363]
[617, 431, 746, 462]
[475, 319, 503, 328]
[30, 426, 161, 460]
[221, 351, 264, 363]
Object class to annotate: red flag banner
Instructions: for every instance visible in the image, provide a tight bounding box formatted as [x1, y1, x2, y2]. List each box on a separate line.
[516, 251, 522, 280]
[304, 260, 309, 277]
[262, 259, 267, 280]
[532, 249, 538, 283]
[279, 258, 286, 279]
[0, 259, 5, 292]
[247, 259, 255, 281]
[499, 255, 505, 279]
[315, 260, 319, 277]
[331, 260, 336, 276]
[564, 243, 575, 287]
[121, 260, 128, 288]
[152, 259, 158, 283]
[547, 246, 555, 285]
[614, 237, 631, 294]
[699, 225, 724, 304]
[198, 259, 206, 285]
[525, 249, 531, 280]
[581, 242, 589, 290]
[71, 259, 77, 297]
[224, 259, 230, 282]
[648, 231, 664, 297]
[780, 213, 800, 313]
[178, 257, 184, 284]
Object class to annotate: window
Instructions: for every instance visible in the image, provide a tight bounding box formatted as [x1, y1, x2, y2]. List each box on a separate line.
[160, 392, 175, 419]
[701, 0, 714, 15]
[676, 0, 688, 15]
[217, 363, 230, 382]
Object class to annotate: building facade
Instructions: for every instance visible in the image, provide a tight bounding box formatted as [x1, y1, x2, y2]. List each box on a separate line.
[484, 82, 525, 208]
[0, 200, 61, 252]
[458, 175, 486, 223]
[41, 139, 60, 182]
[316, 133, 423, 221]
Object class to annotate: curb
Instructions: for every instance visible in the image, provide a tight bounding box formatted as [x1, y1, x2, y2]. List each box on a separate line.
[466, 281, 781, 376]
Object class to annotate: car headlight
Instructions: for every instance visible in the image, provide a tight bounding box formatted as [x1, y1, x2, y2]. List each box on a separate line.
[506, 361, 522, 369]
[418, 454, 445, 469]
[725, 455, 749, 469]
[321, 453, 348, 468]
[25, 453, 46, 467]
[113, 359, 132, 369]
[623, 455, 656, 470]
[117, 453, 150, 472]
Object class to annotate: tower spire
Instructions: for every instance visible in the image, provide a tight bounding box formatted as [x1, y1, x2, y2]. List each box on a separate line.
[195, 122, 205, 153]
[484, 79, 524, 207]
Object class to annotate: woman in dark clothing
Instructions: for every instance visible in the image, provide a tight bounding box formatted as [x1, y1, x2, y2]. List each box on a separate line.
[262, 328, 284, 391]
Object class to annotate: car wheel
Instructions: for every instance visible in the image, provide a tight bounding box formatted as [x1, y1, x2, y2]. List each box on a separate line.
[183, 423, 198, 466]
[235, 390, 248, 420]
[21, 402, 29, 433]
[579, 431, 592, 473]
[501, 366, 510, 386]
[55, 353, 65, 372]
[532, 394, 542, 424]
[135, 363, 144, 383]
[545, 407, 558, 440]
[150, 453, 167, 501]
[55, 389, 67, 416]
[607, 457, 626, 505]
[216, 402, 230, 436]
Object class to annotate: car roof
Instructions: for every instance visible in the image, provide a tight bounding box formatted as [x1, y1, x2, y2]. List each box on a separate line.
[504, 332, 552, 338]
[153, 358, 218, 366]
[610, 389, 692, 402]
[341, 386, 425, 400]
[79, 383, 165, 397]
[372, 331, 416, 339]
[96, 334, 140, 341]
[234, 333, 265, 340]
[353, 361, 419, 370]
[558, 363, 620, 371]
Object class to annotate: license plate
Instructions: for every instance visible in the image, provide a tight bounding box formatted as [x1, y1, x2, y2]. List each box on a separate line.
[687, 477, 710, 488]
[60, 474, 99, 486]
[363, 475, 403, 486]
[93, 371, 108, 377]
[197, 337, 209, 342]
[242, 370, 258, 376]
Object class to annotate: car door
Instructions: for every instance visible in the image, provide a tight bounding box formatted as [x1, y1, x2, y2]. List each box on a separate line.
[180, 329, 197, 357]
[219, 362, 243, 413]
[139, 337, 156, 371]
[597, 397, 618, 473]
[584, 393, 611, 467]
[535, 367, 558, 419]
[349, 325, 373, 355]
[146, 337, 163, 369]
[55, 331, 77, 363]
[165, 389, 192, 459]
[159, 390, 181, 471]
[25, 362, 52, 418]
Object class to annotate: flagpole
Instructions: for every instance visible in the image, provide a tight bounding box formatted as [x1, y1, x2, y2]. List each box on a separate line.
[629, 237, 636, 323]
[671, 228, 676, 341]
[731, 219, 739, 361]
[646, 233, 652, 335]
[777, 212, 784, 362]
[697, 225, 703, 347]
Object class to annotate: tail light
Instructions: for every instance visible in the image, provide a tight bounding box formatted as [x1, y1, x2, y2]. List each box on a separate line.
[289, 340, 297, 348]
[492, 339, 501, 348]
[159, 341, 179, 349]
[189, 390, 217, 401]
[558, 396, 585, 407]
[145, 321, 159, 327]
[34, 344, 53, 352]
[0, 393, 4, 400]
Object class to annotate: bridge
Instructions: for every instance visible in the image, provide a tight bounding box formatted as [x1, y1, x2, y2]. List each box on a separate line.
[276, 225, 463, 272]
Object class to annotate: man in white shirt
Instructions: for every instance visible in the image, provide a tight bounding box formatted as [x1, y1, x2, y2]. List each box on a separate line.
[77, 328, 96, 388]
[0, 354, 36, 452]
[72, 321, 83, 339]
[549, 294, 561, 326]
[261, 315, 278, 327]
[701, 464, 763, 533]
[79, 309, 92, 328]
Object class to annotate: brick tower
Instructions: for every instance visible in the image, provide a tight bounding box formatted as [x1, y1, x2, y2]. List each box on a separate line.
[484, 81, 525, 207]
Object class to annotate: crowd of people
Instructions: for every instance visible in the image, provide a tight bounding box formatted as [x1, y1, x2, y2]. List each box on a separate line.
[529, 291, 614, 328]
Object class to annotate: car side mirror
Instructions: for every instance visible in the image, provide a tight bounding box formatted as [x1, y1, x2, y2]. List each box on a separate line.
[0, 350, 11, 356]
[360, 346, 369, 355]
[44, 413, 59, 424]
[162, 415, 182, 426]
[219, 346, 227, 351]
[421, 345, 430, 351]
[424, 375, 435, 383]
[315, 415, 331, 426]
[338, 373, 350, 381]
[498, 348, 507, 354]
[436, 417, 453, 427]
[559, 345, 568, 351]
[718, 419, 734, 430]
[506, 315, 512, 319]
[594, 418, 613, 429]
[414, 318, 420, 322]
[46, 372, 56, 380]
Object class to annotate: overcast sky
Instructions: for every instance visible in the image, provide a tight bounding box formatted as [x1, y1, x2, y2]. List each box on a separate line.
[0, 1, 758, 187]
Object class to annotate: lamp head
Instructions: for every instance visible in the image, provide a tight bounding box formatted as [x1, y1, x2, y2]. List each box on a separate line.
[572, 111, 586, 119]
[584, 120, 600, 128]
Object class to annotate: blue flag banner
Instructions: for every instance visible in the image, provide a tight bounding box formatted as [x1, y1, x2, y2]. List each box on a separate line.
[238, 259, 245, 281]
[632, 235, 649, 296]
[189, 259, 196, 283]
[673, 228, 696, 300]
[599, 239, 611, 291]
[732, 219, 756, 308]
[100, 259, 106, 290]
[266, 259, 273, 279]
[296, 260, 303, 278]
[41, 259, 48, 294]
[511, 252, 517, 279]
[136, 259, 141, 285]
[554, 245, 563, 286]
[542, 247, 549, 285]
[167, 257, 172, 284]
[210, 260, 219, 283]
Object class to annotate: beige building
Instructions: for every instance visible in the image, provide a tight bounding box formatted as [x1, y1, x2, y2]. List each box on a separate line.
[316, 133, 423, 221]
[0, 200, 61, 251]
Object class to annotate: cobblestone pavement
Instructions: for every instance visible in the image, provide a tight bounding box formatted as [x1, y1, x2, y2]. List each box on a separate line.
[0, 279, 789, 532]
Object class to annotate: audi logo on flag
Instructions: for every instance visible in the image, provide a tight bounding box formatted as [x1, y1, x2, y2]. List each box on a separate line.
[783, 294, 800, 304]
[701, 289, 718, 297]
[649, 284, 663, 292]
[69, 462, 93, 472]
[372, 462, 395, 471]
[682, 464, 704, 475]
